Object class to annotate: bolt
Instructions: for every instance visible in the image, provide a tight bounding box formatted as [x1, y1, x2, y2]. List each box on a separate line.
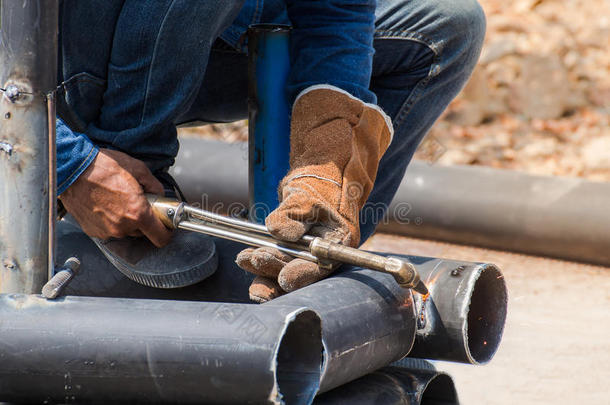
[4, 112, 10, 119]
[167, 208, 175, 217]
[0, 141, 13, 156]
[3, 259, 17, 270]
[42, 257, 81, 299]
[4, 85, 21, 102]
[451, 265, 466, 277]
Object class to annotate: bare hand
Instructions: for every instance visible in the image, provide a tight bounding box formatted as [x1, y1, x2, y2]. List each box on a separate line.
[60, 149, 173, 247]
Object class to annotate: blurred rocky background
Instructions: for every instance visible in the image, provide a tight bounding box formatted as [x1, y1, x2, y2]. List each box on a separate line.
[180, 0, 610, 181]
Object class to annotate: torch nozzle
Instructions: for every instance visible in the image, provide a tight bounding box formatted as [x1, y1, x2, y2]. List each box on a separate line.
[413, 280, 429, 296]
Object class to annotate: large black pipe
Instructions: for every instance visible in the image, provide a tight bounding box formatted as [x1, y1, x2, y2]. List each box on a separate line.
[406, 258, 507, 365]
[0, 0, 59, 293]
[172, 138, 610, 266]
[0, 294, 323, 404]
[55, 219, 507, 389]
[267, 257, 506, 395]
[314, 360, 458, 405]
[1, 225, 501, 403]
[57, 220, 418, 392]
[268, 267, 418, 393]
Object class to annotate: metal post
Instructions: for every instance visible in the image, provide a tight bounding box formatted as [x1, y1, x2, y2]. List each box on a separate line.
[247, 24, 291, 223]
[0, 0, 58, 293]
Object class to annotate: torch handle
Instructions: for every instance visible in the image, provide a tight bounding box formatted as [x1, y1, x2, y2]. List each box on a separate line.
[146, 194, 428, 294]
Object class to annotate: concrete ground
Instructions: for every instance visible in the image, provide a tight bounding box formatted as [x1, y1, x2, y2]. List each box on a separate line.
[363, 234, 610, 405]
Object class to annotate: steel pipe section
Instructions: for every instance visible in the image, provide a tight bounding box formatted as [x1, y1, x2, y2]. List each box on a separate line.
[314, 360, 458, 405]
[0, 0, 59, 293]
[267, 267, 418, 393]
[406, 257, 508, 365]
[265, 256, 506, 395]
[172, 138, 610, 266]
[0, 294, 323, 404]
[58, 219, 507, 367]
[381, 162, 610, 267]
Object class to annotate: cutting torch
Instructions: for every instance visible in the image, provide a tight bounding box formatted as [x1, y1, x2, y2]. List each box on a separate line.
[147, 195, 429, 295]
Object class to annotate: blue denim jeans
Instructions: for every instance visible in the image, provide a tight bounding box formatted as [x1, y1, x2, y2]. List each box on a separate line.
[56, 0, 485, 243]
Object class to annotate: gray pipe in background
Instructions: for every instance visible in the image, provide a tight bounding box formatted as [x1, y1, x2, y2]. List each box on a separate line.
[0, 294, 323, 404]
[382, 162, 610, 267]
[0, 0, 59, 293]
[171, 138, 249, 209]
[173, 138, 610, 266]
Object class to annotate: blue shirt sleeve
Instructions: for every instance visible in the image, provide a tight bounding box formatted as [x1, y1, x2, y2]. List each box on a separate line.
[285, 0, 377, 104]
[56, 117, 99, 195]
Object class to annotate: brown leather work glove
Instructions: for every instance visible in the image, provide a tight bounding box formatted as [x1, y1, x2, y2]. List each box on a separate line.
[236, 86, 393, 302]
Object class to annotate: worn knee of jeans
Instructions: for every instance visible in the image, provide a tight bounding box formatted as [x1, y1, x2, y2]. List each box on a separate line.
[441, 0, 487, 75]
[358, 1, 487, 244]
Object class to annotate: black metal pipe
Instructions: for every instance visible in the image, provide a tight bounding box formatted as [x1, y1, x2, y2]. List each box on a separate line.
[57, 218, 507, 369]
[266, 257, 506, 393]
[0, 294, 323, 404]
[314, 360, 458, 405]
[55, 224, 420, 395]
[267, 266, 418, 393]
[0, 0, 59, 293]
[406, 258, 508, 365]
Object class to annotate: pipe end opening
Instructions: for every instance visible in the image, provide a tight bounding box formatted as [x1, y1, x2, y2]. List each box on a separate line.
[276, 310, 323, 405]
[421, 373, 459, 405]
[466, 265, 508, 364]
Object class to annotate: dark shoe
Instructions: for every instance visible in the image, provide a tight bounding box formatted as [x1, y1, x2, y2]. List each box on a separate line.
[92, 229, 218, 289]
[91, 170, 218, 288]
